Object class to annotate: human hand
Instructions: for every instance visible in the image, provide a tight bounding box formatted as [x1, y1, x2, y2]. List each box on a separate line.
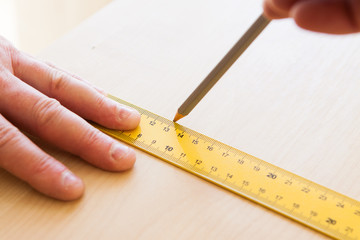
[0, 36, 141, 200]
[263, 0, 360, 34]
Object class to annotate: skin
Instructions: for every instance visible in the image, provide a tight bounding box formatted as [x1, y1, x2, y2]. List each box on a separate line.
[0, 36, 141, 201]
[263, 0, 360, 34]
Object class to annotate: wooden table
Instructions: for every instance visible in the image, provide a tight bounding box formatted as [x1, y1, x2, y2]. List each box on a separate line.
[1, 0, 360, 239]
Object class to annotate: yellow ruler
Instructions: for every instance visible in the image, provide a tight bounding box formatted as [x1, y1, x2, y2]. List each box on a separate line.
[94, 95, 360, 240]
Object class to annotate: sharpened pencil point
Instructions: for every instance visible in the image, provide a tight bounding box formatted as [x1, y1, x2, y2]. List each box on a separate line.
[173, 112, 185, 122]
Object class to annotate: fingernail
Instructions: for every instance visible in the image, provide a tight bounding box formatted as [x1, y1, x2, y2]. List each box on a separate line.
[117, 105, 141, 129]
[118, 105, 137, 120]
[110, 143, 130, 163]
[61, 170, 79, 190]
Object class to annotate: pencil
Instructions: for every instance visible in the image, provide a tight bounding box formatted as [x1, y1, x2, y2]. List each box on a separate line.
[173, 14, 271, 122]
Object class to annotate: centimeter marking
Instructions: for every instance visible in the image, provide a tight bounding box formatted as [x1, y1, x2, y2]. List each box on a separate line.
[93, 95, 360, 240]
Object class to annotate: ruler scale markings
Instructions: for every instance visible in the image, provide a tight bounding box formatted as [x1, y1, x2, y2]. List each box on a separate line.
[92, 95, 360, 240]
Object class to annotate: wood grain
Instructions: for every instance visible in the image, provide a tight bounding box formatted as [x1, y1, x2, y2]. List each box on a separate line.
[1, 0, 359, 239]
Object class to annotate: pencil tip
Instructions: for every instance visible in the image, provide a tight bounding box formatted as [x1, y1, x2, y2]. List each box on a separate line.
[173, 112, 185, 122]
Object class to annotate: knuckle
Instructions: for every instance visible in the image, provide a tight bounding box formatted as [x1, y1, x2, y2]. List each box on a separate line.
[0, 37, 16, 55]
[94, 96, 116, 119]
[0, 121, 20, 151]
[9, 48, 22, 72]
[79, 128, 103, 150]
[30, 155, 54, 177]
[0, 71, 12, 90]
[32, 98, 63, 130]
[94, 95, 108, 110]
[49, 70, 69, 95]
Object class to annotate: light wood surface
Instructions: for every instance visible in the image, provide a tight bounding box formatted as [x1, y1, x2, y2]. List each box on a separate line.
[1, 0, 360, 239]
[1, 0, 113, 54]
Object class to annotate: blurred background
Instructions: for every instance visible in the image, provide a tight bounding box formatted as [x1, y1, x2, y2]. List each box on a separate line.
[0, 0, 113, 55]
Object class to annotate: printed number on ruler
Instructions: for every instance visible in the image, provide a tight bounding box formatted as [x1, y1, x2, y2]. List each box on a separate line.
[92, 95, 360, 240]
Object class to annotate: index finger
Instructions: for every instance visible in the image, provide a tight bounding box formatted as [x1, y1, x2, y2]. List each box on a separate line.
[12, 51, 141, 130]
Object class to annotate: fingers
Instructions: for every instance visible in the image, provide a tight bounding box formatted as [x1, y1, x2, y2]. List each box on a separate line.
[0, 114, 84, 200]
[0, 73, 136, 172]
[0, 38, 139, 200]
[290, 0, 360, 34]
[12, 51, 140, 130]
[263, 0, 360, 34]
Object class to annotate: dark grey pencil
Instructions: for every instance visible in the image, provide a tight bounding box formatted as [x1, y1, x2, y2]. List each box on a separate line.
[173, 14, 271, 122]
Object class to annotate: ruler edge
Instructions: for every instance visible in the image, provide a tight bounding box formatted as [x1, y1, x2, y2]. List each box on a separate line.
[98, 94, 360, 240]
